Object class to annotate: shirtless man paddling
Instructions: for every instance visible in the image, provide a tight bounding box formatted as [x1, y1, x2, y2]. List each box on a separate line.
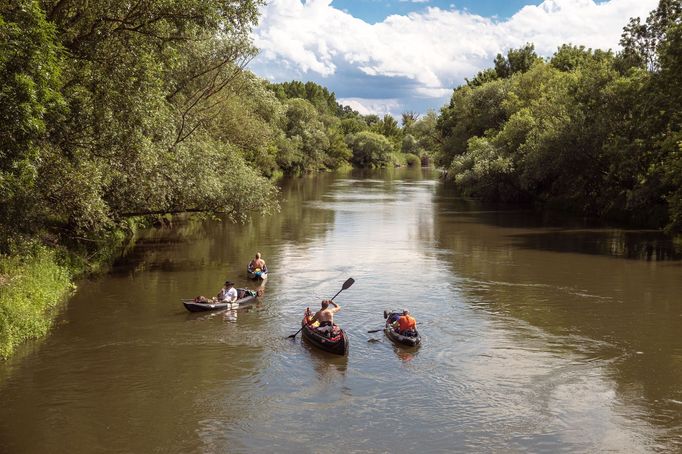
[309, 300, 341, 335]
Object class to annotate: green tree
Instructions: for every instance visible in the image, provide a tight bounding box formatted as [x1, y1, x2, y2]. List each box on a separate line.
[436, 79, 509, 168]
[346, 131, 393, 168]
[0, 0, 64, 245]
[494, 43, 542, 78]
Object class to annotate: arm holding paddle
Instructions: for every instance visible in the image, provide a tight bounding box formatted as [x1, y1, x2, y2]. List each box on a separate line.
[287, 278, 354, 339]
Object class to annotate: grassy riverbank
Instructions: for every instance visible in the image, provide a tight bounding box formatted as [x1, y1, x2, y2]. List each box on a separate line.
[0, 227, 134, 359]
[0, 246, 72, 358]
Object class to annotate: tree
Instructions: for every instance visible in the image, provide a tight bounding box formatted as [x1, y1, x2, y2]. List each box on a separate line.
[401, 134, 418, 154]
[618, 0, 682, 71]
[1, 0, 278, 244]
[465, 68, 498, 87]
[436, 79, 509, 168]
[0, 0, 64, 245]
[346, 131, 393, 168]
[494, 43, 541, 78]
[401, 111, 419, 129]
[550, 44, 613, 72]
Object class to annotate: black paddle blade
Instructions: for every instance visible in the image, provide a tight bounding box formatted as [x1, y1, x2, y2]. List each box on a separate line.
[287, 327, 303, 339]
[367, 329, 383, 333]
[342, 277, 355, 290]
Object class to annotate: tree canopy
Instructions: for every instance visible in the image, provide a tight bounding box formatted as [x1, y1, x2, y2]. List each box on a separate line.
[436, 0, 682, 233]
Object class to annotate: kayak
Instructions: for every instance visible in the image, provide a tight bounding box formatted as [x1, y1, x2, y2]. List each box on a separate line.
[247, 266, 268, 280]
[384, 311, 421, 347]
[182, 288, 258, 312]
[300, 315, 349, 356]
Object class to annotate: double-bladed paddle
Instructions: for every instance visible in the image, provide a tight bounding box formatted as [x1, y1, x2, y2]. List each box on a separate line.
[287, 277, 355, 339]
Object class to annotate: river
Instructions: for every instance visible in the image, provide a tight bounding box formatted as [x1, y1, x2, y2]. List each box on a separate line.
[1, 168, 680, 453]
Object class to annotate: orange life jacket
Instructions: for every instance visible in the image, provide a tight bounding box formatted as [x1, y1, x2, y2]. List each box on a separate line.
[397, 315, 416, 331]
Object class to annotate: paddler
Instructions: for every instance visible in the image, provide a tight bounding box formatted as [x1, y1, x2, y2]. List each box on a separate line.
[309, 299, 341, 336]
[248, 252, 267, 273]
[216, 280, 238, 303]
[393, 309, 417, 334]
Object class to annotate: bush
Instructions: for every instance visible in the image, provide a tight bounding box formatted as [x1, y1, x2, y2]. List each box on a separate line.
[405, 153, 421, 167]
[346, 131, 393, 168]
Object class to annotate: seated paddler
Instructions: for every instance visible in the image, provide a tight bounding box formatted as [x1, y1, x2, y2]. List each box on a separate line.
[392, 309, 416, 335]
[309, 299, 340, 335]
[216, 280, 238, 303]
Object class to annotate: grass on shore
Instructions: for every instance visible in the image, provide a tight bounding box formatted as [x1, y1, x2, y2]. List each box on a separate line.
[0, 246, 72, 359]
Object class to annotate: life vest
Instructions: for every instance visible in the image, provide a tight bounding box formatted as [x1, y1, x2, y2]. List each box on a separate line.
[397, 315, 416, 331]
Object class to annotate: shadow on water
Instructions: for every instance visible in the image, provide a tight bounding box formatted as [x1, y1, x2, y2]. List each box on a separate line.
[434, 184, 682, 262]
[299, 339, 349, 376]
[110, 171, 343, 278]
[508, 229, 682, 261]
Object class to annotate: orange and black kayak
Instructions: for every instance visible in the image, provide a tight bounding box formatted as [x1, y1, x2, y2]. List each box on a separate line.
[384, 311, 421, 347]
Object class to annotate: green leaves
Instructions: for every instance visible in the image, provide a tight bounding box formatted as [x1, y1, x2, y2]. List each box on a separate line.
[437, 0, 682, 232]
[346, 131, 393, 168]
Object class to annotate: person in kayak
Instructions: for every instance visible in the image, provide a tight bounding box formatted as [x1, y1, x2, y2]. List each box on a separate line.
[248, 252, 267, 273]
[216, 281, 238, 303]
[393, 310, 417, 334]
[309, 300, 341, 336]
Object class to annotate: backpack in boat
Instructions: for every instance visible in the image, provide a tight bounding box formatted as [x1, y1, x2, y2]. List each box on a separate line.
[237, 289, 257, 299]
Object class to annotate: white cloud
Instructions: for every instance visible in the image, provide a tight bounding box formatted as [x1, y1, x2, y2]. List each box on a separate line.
[251, 0, 657, 112]
[337, 98, 402, 116]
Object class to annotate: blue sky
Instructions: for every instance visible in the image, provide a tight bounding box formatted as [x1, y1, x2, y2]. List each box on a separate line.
[331, 0, 541, 23]
[251, 0, 657, 117]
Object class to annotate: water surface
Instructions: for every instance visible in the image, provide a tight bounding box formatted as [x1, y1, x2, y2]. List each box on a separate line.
[1, 168, 680, 453]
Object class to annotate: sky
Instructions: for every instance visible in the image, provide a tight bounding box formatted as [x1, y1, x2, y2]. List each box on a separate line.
[249, 0, 658, 117]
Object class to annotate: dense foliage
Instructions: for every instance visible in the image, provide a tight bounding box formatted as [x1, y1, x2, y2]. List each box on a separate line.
[0, 1, 438, 256]
[268, 81, 437, 172]
[436, 0, 682, 233]
[2, 0, 277, 253]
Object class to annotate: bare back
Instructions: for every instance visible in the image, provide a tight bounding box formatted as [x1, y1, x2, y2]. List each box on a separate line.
[312, 303, 340, 324]
[249, 258, 265, 269]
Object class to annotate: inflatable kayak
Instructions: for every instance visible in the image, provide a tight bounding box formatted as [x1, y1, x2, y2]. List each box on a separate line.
[182, 288, 258, 312]
[301, 314, 349, 356]
[384, 311, 421, 347]
[247, 266, 268, 280]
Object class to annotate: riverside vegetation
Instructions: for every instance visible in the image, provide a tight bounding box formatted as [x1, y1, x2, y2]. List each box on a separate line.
[1, 0, 680, 357]
[436, 0, 682, 234]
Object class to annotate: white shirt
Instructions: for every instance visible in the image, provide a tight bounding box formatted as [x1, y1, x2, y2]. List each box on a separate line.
[219, 287, 238, 302]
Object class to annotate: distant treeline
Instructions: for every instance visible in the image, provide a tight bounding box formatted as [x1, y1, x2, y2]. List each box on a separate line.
[435, 0, 682, 234]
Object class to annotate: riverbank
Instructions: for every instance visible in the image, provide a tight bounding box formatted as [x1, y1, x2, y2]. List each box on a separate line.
[0, 246, 72, 358]
[0, 227, 136, 359]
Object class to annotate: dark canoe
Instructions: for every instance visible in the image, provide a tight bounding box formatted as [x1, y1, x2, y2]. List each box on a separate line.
[300, 317, 349, 356]
[384, 312, 421, 347]
[182, 288, 257, 313]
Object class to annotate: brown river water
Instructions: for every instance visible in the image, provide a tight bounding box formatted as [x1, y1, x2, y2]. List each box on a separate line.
[1, 168, 681, 453]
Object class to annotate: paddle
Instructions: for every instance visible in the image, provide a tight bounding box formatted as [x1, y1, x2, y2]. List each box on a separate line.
[287, 277, 355, 339]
